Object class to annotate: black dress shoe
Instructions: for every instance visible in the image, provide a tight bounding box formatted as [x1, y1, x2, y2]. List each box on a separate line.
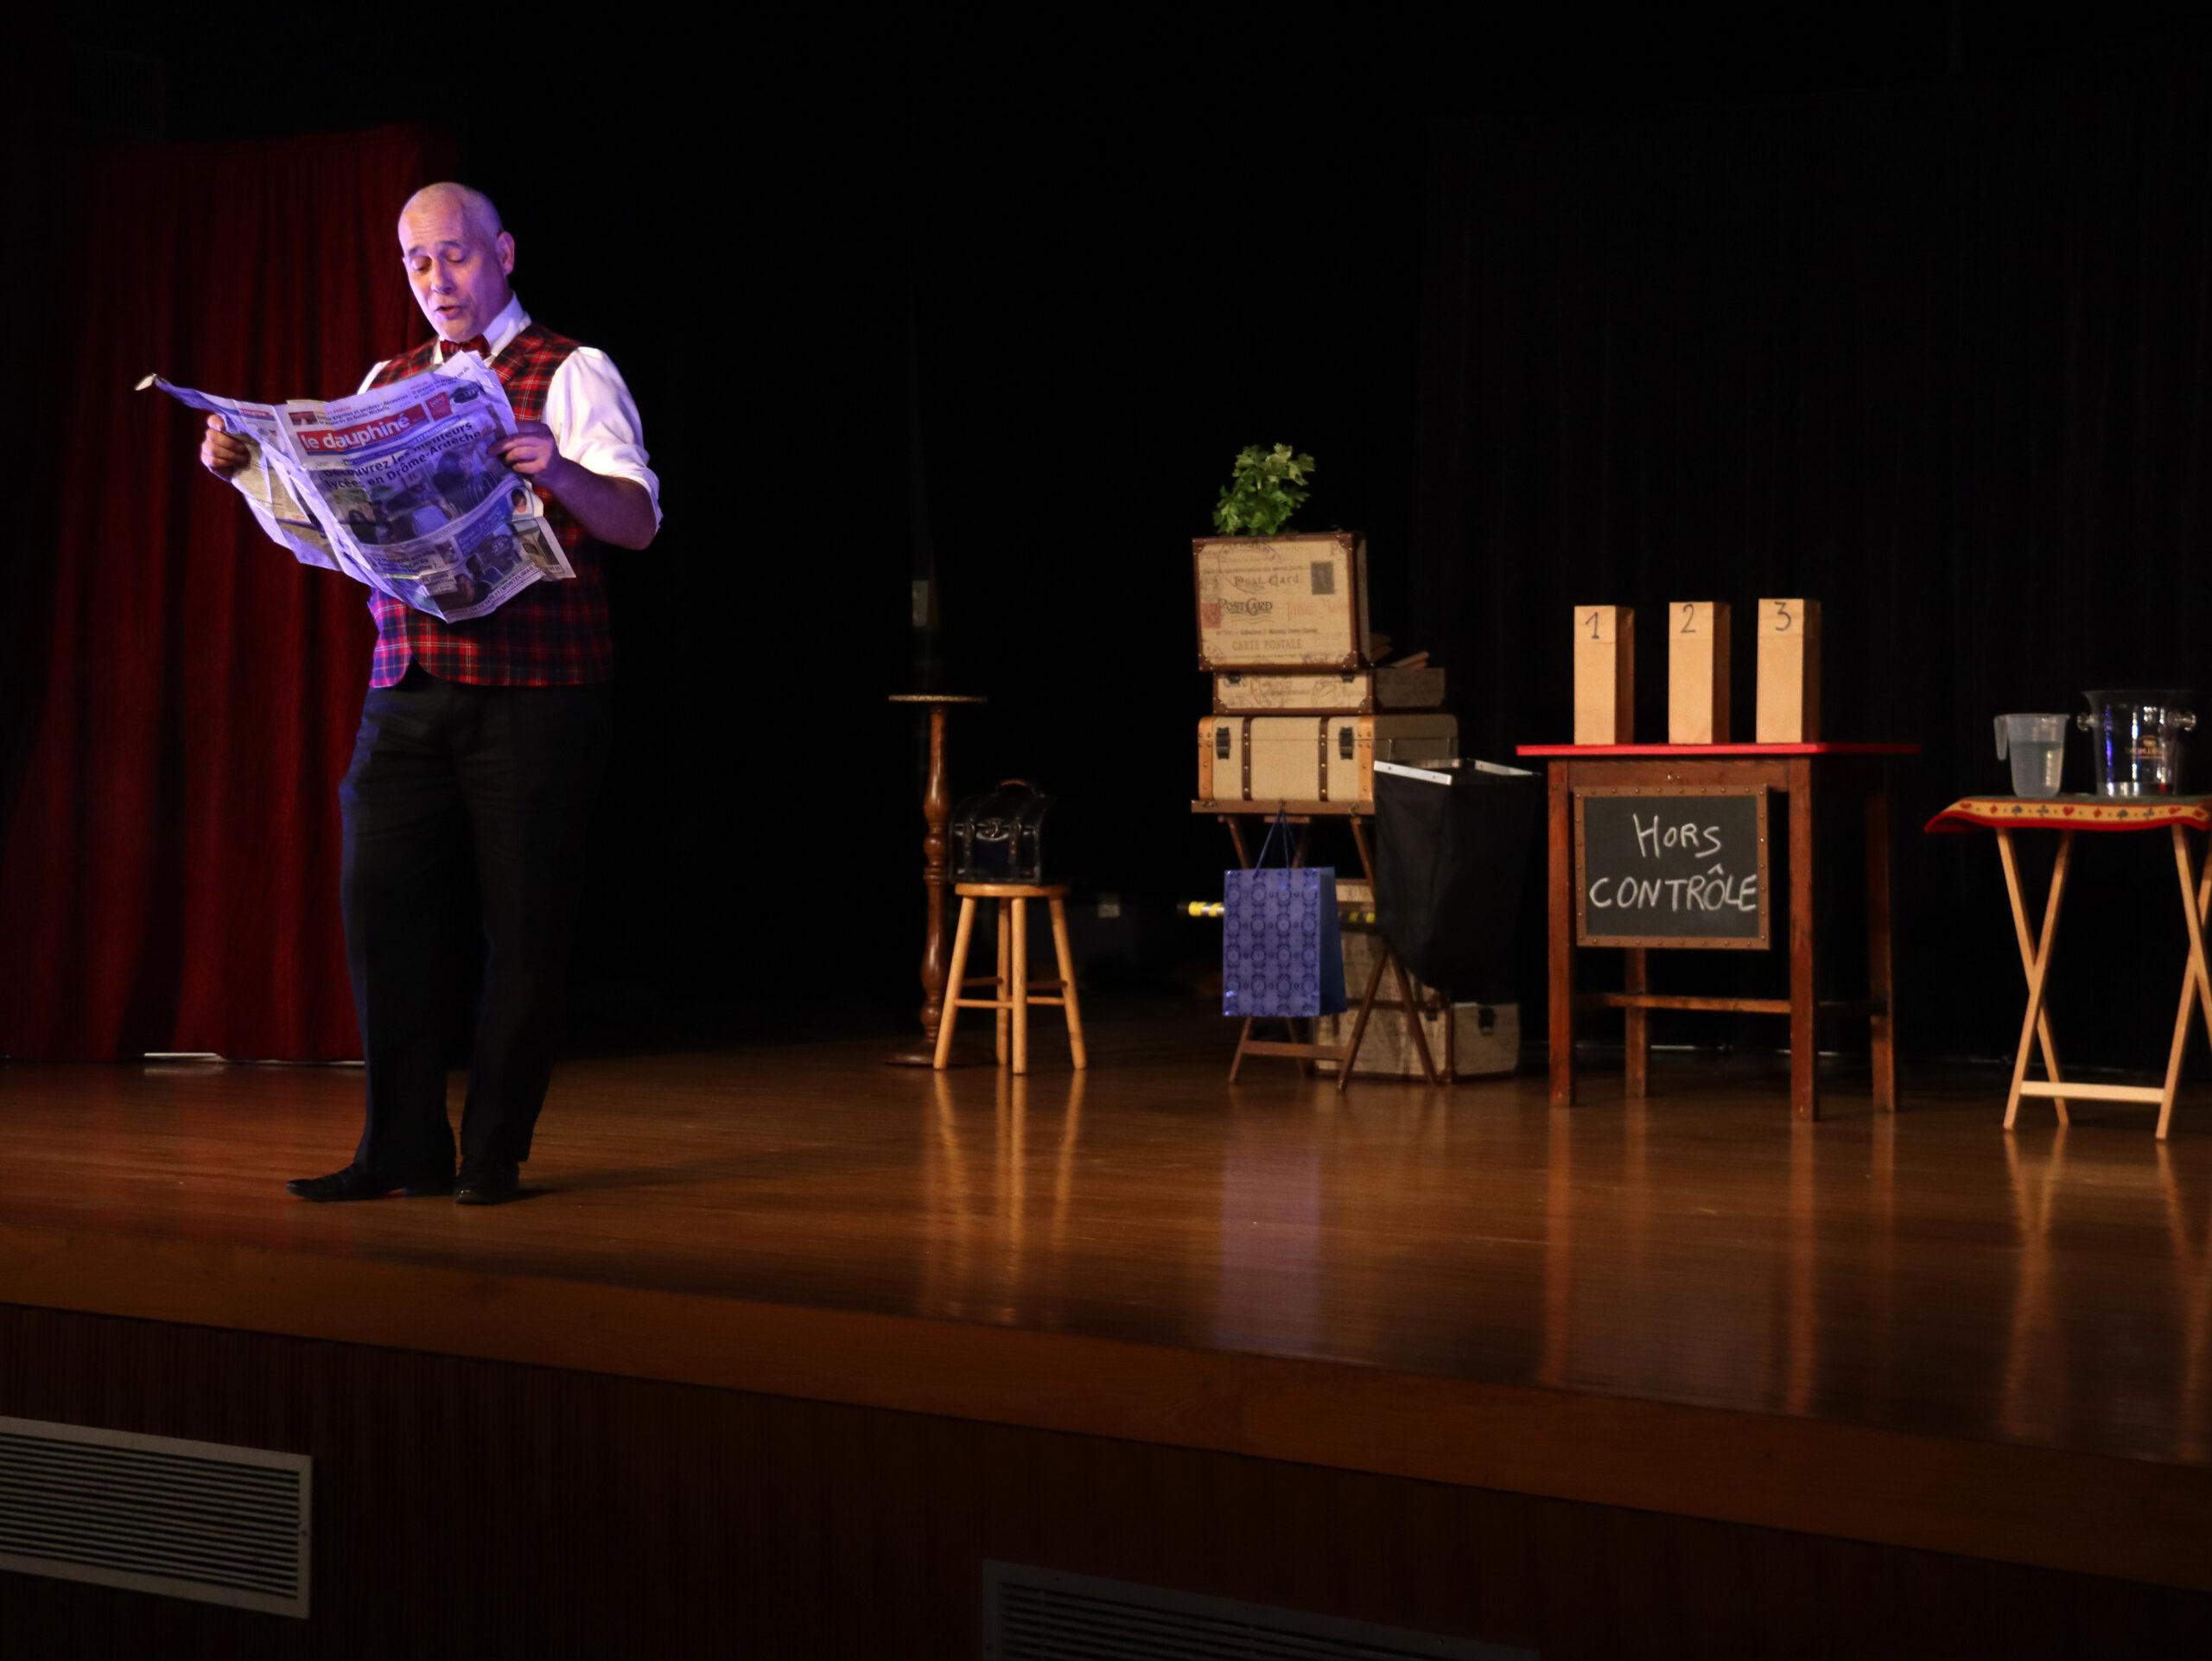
[453, 1159, 521, 1206]
[285, 1163, 454, 1201]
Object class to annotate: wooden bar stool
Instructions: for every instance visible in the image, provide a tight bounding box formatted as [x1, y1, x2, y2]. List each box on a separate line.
[932, 883, 1087, 1074]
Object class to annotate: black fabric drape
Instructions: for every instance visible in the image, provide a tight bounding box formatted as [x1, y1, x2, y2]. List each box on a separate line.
[1412, 34, 2212, 1065]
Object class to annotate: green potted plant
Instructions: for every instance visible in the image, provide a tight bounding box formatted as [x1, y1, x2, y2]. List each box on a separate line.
[1211, 442, 1318, 537]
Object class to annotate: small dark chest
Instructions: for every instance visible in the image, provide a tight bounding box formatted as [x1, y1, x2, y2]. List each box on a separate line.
[951, 780, 1056, 884]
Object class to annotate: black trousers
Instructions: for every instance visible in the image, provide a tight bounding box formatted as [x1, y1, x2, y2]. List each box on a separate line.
[338, 665, 613, 1173]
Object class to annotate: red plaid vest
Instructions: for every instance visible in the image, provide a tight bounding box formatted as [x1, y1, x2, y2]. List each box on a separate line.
[362, 324, 615, 685]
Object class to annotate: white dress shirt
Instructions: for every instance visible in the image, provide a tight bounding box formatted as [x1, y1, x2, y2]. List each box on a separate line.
[359, 293, 662, 528]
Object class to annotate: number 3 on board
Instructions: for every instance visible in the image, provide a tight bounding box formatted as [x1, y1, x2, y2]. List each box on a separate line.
[1755, 598, 1820, 741]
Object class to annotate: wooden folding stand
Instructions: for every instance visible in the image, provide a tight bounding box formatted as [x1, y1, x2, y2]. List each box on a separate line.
[1927, 796, 2212, 1140]
[1194, 800, 1440, 1090]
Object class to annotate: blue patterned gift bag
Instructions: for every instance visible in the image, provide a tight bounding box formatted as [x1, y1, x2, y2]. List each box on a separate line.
[1221, 814, 1348, 1019]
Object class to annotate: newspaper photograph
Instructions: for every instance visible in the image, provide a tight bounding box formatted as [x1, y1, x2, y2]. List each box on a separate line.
[141, 352, 573, 622]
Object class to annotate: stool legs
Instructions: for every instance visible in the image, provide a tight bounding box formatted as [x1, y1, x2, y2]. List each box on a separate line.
[995, 902, 1011, 1066]
[933, 896, 980, 1070]
[1011, 898, 1030, 1075]
[934, 888, 1084, 1073]
[1050, 896, 1087, 1070]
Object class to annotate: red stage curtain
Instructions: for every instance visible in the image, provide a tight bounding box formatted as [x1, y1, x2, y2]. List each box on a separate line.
[0, 126, 451, 1060]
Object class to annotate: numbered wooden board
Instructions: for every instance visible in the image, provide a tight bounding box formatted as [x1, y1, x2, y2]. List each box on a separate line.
[1211, 665, 1446, 714]
[1573, 605, 1635, 745]
[1194, 532, 1371, 670]
[1667, 601, 1732, 744]
[1573, 786, 1770, 949]
[1756, 598, 1821, 742]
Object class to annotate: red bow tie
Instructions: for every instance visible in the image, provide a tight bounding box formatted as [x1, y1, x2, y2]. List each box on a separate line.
[440, 334, 492, 361]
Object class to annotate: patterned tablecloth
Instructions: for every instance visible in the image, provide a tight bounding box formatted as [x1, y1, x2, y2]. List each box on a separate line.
[1924, 795, 2212, 833]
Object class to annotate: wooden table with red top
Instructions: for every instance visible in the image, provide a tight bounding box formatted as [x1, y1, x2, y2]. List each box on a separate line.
[1925, 794, 2212, 1139]
[1518, 742, 1920, 1121]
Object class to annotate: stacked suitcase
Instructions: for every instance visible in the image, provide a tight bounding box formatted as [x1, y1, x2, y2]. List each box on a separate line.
[1193, 534, 1515, 1079]
[1192, 532, 1458, 805]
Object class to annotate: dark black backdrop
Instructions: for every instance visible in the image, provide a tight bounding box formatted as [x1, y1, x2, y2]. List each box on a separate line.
[15, 13, 2212, 1067]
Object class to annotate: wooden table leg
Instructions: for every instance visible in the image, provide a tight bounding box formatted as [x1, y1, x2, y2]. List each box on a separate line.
[1229, 1018, 1254, 1084]
[917, 703, 950, 1041]
[2005, 830, 2074, 1130]
[1548, 764, 1576, 1108]
[1343, 818, 1434, 1084]
[1863, 765, 1897, 1113]
[1788, 758, 1820, 1122]
[1222, 818, 1253, 1086]
[2158, 827, 2212, 1141]
[1335, 942, 1394, 1096]
[1347, 816, 1379, 885]
[1996, 829, 2068, 1123]
[1384, 945, 1442, 1086]
[1624, 948, 1649, 1098]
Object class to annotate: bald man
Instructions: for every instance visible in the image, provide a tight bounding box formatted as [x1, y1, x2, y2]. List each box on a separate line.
[201, 183, 660, 1205]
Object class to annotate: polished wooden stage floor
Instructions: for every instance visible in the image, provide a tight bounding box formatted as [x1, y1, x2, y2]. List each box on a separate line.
[3, 1002, 2209, 1599]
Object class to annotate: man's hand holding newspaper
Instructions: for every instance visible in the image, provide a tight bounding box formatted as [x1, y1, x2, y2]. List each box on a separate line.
[145, 353, 574, 624]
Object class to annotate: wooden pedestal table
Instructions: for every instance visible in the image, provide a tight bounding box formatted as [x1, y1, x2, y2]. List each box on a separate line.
[1191, 799, 1440, 1090]
[887, 693, 988, 1066]
[1924, 795, 2212, 1140]
[1518, 743, 1916, 1122]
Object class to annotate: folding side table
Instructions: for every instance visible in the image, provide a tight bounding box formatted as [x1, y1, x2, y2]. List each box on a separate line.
[1926, 795, 2212, 1139]
[1192, 799, 1440, 1089]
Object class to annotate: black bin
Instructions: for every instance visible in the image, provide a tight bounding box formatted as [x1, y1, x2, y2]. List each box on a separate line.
[1371, 760, 1542, 1004]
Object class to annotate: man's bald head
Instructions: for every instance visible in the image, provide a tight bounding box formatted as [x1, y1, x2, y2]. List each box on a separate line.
[401, 182, 504, 243]
[397, 181, 517, 344]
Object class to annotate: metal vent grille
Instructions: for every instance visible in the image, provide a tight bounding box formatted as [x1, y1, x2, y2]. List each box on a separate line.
[984, 1562, 1535, 1660]
[0, 1415, 310, 1618]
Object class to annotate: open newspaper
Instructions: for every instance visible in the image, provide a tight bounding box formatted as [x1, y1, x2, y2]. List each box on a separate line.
[141, 353, 572, 623]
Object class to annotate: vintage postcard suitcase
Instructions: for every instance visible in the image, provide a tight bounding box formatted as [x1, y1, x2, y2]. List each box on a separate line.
[1211, 665, 1447, 715]
[1192, 532, 1371, 670]
[1194, 714, 1459, 805]
[1316, 926, 1521, 1079]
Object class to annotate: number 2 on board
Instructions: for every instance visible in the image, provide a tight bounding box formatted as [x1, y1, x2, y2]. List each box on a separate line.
[1680, 603, 1697, 634]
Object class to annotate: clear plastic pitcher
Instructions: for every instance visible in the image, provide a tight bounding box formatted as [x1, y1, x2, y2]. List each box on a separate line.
[1994, 714, 2067, 799]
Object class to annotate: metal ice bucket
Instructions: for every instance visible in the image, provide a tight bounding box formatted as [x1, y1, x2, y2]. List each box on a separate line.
[2076, 689, 2196, 797]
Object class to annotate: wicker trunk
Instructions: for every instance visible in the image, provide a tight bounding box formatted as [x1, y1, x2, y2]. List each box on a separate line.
[1211, 665, 1446, 714]
[1196, 715, 1459, 805]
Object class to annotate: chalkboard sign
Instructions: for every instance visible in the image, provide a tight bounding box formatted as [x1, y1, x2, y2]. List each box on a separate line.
[1573, 786, 1770, 950]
